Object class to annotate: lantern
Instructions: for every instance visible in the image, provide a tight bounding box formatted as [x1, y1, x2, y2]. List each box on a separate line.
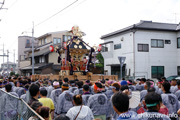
[49, 45, 54, 52]
[64, 42, 67, 49]
[98, 44, 102, 52]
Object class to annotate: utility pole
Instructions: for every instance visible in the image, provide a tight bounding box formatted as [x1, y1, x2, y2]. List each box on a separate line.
[13, 49, 15, 64]
[3, 43, 4, 74]
[13, 49, 15, 72]
[7, 50, 9, 76]
[32, 22, 34, 75]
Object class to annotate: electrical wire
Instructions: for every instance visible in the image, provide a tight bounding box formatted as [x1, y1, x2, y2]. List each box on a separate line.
[22, 0, 79, 33]
[0, 0, 5, 10]
[35, 0, 78, 27]
[9, 0, 85, 49]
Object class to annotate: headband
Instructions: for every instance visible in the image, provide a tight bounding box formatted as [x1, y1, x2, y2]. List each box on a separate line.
[53, 82, 59, 86]
[110, 86, 119, 91]
[146, 102, 159, 107]
[70, 83, 75, 86]
[94, 84, 102, 92]
[62, 86, 69, 89]
[158, 81, 163, 84]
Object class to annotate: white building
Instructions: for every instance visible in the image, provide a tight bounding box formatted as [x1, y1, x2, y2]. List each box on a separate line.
[100, 20, 180, 79]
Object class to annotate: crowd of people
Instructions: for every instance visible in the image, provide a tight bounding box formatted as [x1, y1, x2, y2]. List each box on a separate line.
[0, 75, 180, 120]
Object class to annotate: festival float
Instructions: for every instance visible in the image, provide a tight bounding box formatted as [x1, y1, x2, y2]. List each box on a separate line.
[33, 26, 118, 81]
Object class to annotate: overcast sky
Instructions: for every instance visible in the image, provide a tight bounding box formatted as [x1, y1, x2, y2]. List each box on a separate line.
[0, 0, 180, 64]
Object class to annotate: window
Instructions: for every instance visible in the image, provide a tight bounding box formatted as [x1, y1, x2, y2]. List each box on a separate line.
[57, 38, 61, 43]
[152, 66, 164, 78]
[114, 43, 121, 50]
[178, 66, 180, 75]
[151, 39, 164, 48]
[102, 44, 110, 52]
[177, 38, 180, 48]
[165, 40, 171, 44]
[63, 35, 71, 42]
[39, 56, 45, 63]
[68, 36, 71, 40]
[53, 38, 57, 44]
[25, 39, 30, 48]
[138, 44, 149, 52]
[44, 38, 47, 44]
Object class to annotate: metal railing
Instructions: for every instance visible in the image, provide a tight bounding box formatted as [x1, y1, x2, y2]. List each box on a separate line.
[0, 89, 44, 120]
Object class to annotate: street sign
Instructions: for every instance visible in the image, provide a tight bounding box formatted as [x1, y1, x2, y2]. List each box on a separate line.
[118, 56, 126, 80]
[118, 56, 126, 67]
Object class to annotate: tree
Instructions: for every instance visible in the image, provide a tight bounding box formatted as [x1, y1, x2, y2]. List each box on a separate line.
[10, 72, 15, 76]
[96, 52, 104, 68]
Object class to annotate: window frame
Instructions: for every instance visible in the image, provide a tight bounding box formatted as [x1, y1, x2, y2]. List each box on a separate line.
[177, 66, 180, 75]
[151, 39, 164, 48]
[114, 43, 121, 50]
[63, 35, 71, 42]
[53, 38, 57, 44]
[177, 37, 180, 48]
[137, 44, 149, 52]
[165, 40, 171, 44]
[151, 66, 164, 78]
[57, 38, 61, 43]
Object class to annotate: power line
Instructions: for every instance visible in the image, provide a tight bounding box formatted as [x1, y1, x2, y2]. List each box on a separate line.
[0, 0, 5, 10]
[23, 0, 79, 32]
[9, 0, 85, 48]
[35, 0, 78, 27]
[0, 0, 18, 21]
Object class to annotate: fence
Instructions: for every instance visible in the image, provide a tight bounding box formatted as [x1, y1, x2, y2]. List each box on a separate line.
[0, 89, 44, 120]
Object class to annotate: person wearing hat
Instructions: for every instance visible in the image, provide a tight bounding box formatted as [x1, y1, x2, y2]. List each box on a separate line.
[87, 82, 108, 120]
[139, 92, 170, 120]
[120, 80, 127, 86]
[50, 81, 62, 111]
[55, 84, 74, 115]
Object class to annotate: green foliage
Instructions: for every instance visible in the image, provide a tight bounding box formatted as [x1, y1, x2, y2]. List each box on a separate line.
[10, 72, 15, 76]
[96, 53, 104, 67]
[95, 53, 104, 73]
[15, 73, 19, 77]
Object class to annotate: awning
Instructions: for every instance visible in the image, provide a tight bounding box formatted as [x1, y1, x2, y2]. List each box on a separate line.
[20, 63, 53, 70]
[29, 47, 50, 57]
[100, 41, 113, 45]
[106, 64, 120, 66]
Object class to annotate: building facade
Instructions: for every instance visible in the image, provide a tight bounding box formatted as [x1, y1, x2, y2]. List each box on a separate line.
[18, 36, 38, 74]
[100, 20, 180, 79]
[0, 62, 18, 75]
[19, 31, 72, 76]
